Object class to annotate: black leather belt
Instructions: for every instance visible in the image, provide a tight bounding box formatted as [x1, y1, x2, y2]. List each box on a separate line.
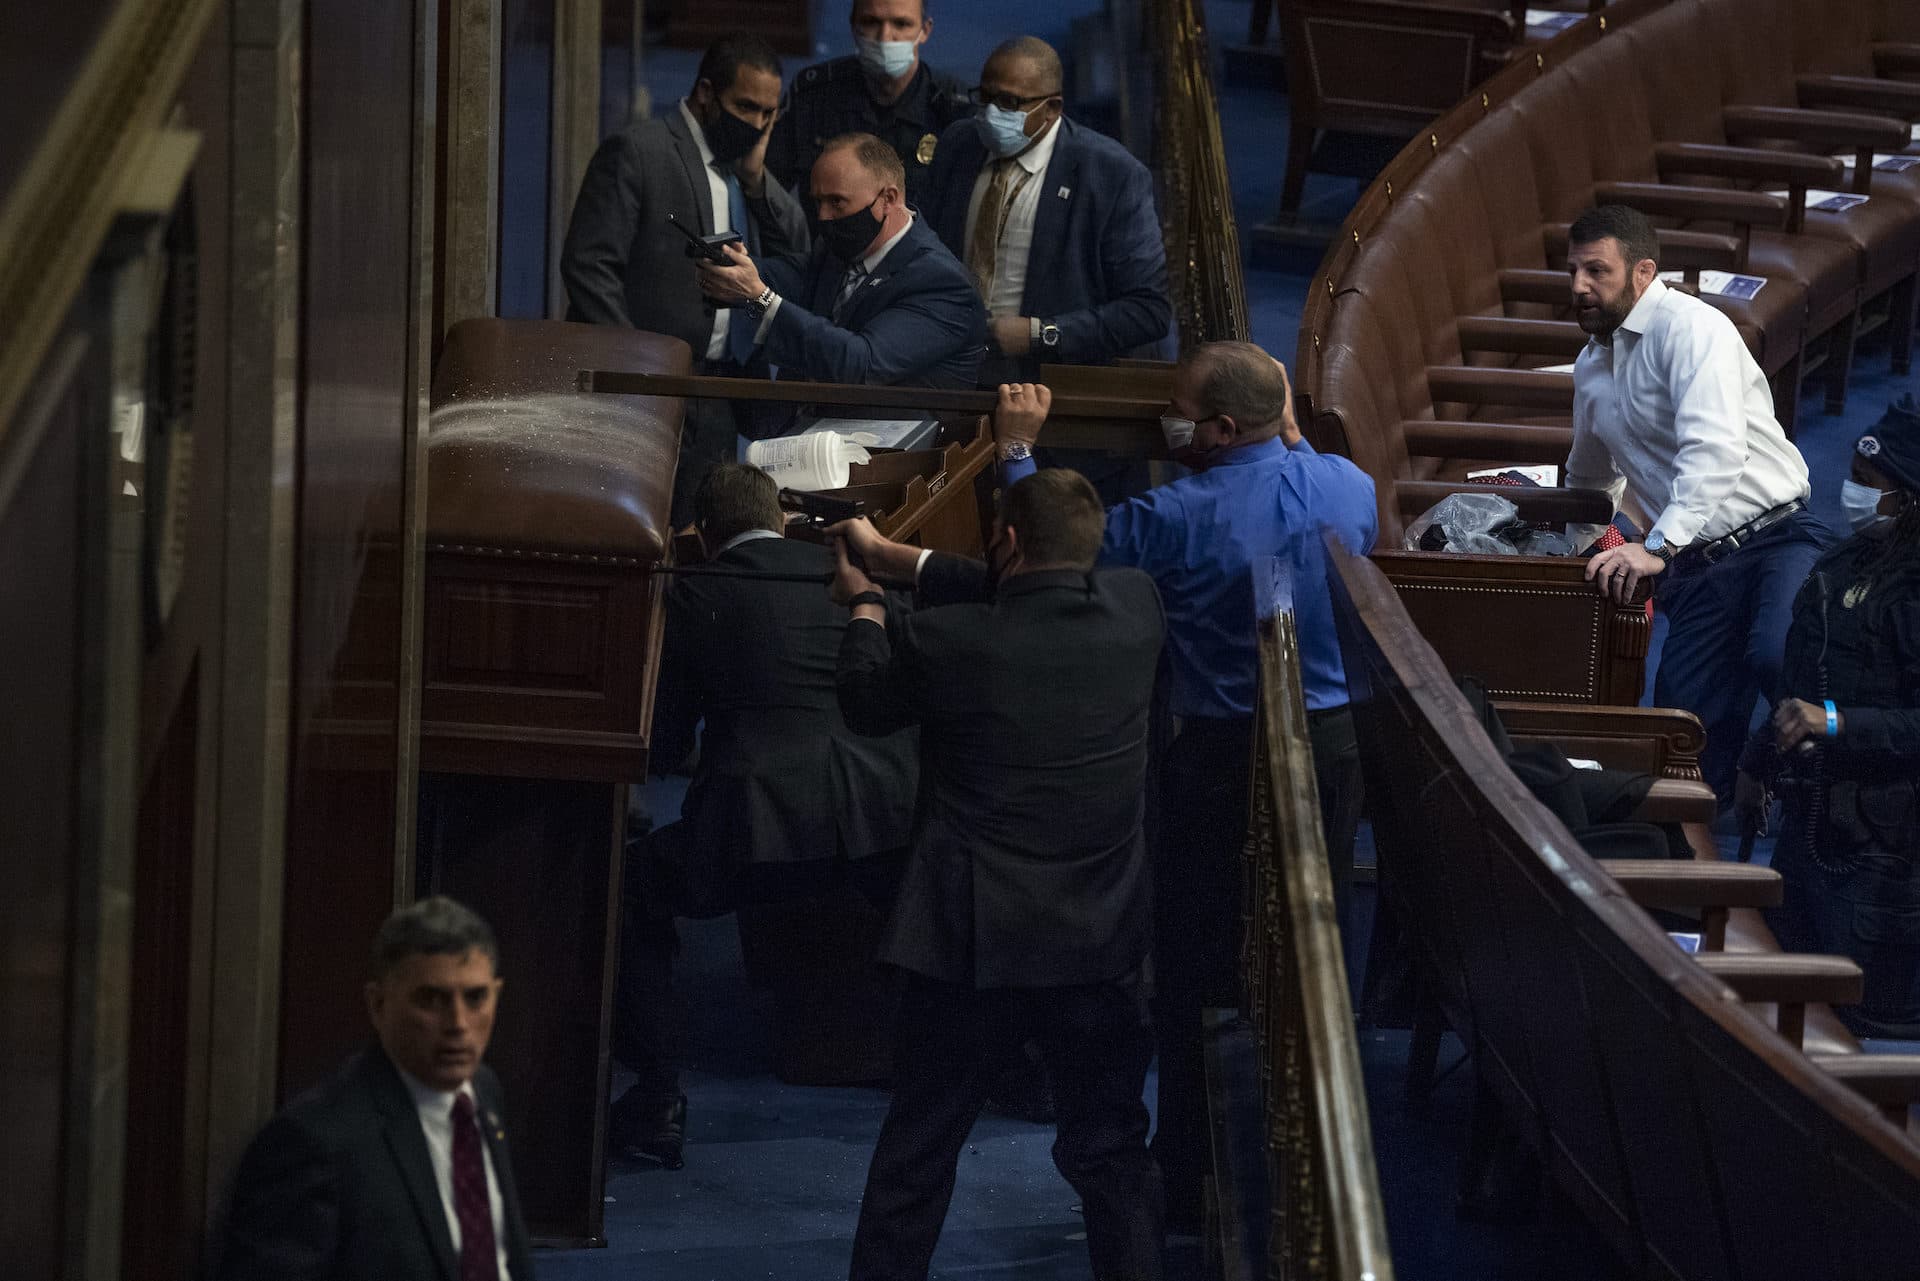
[1679, 499, 1806, 568]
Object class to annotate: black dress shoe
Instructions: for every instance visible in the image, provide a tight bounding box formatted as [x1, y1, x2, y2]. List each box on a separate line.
[611, 1087, 687, 1170]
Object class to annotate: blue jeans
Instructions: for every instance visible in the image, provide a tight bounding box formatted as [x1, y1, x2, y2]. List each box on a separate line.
[1652, 510, 1831, 802]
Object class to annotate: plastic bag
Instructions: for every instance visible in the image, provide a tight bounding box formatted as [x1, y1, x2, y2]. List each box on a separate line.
[1404, 493, 1575, 557]
[1404, 493, 1522, 554]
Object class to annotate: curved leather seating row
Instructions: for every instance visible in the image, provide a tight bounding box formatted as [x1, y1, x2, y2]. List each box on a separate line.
[1296, 0, 1920, 548]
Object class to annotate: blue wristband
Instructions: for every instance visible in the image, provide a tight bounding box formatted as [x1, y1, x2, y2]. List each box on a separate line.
[1824, 700, 1839, 738]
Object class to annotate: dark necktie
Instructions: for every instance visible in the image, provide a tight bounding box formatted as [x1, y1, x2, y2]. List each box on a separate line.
[832, 261, 869, 324]
[450, 1092, 498, 1281]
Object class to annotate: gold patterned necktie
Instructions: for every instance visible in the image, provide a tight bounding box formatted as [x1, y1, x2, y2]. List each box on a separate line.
[966, 159, 1016, 299]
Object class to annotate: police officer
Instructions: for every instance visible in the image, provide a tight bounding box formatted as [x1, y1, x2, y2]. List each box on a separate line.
[767, 0, 969, 217]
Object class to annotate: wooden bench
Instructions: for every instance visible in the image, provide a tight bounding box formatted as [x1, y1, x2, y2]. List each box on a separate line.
[1328, 536, 1920, 1274]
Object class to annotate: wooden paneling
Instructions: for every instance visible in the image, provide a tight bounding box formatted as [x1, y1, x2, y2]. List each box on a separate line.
[417, 774, 624, 1243]
[277, 0, 428, 1098]
[0, 332, 96, 1281]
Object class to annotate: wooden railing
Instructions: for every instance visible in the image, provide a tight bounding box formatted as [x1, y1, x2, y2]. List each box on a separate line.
[1149, 0, 1251, 346]
[1243, 576, 1395, 1280]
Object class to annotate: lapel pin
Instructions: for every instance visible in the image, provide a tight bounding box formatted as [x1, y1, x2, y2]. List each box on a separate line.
[1057, 186, 1071, 199]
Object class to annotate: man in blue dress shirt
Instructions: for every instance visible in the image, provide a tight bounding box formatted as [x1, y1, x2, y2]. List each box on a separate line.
[835, 341, 1377, 1227]
[1002, 343, 1374, 1227]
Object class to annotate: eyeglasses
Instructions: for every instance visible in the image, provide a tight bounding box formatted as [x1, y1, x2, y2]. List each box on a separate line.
[967, 87, 1058, 112]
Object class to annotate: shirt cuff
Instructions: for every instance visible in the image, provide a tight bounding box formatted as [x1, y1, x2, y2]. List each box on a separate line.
[913, 548, 932, 583]
[753, 294, 784, 344]
[999, 455, 1040, 487]
[1649, 507, 1704, 549]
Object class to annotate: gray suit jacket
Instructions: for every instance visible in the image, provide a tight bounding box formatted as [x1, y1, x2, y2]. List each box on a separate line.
[560, 110, 809, 354]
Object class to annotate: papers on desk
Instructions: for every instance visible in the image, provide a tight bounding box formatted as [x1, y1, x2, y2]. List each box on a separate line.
[1538, 362, 1579, 374]
[1835, 151, 1920, 173]
[1669, 932, 1703, 955]
[1468, 464, 1561, 486]
[1659, 269, 1767, 300]
[1524, 8, 1585, 34]
[1913, 123, 1920, 142]
[1767, 187, 1872, 213]
[801, 416, 939, 451]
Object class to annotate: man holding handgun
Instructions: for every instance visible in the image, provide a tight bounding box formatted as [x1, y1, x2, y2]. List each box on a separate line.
[560, 34, 810, 525]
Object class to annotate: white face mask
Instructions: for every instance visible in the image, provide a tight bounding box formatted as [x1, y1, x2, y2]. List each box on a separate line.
[856, 36, 918, 81]
[1841, 478, 1892, 532]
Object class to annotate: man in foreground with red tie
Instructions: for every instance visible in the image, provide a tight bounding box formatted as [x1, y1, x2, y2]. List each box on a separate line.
[212, 897, 536, 1281]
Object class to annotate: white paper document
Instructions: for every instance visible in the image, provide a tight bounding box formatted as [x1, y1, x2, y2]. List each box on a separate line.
[1659, 269, 1767, 300]
[1768, 187, 1871, 213]
[1538, 362, 1578, 374]
[1834, 151, 1920, 173]
[1524, 8, 1584, 33]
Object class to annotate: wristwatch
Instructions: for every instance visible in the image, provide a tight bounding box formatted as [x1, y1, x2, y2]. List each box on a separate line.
[745, 285, 776, 321]
[846, 589, 887, 610]
[1644, 529, 1674, 568]
[1039, 322, 1062, 350]
[999, 441, 1033, 462]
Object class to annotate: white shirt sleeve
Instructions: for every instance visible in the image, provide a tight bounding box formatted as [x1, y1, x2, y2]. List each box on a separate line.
[1647, 316, 1752, 548]
[1564, 383, 1625, 551]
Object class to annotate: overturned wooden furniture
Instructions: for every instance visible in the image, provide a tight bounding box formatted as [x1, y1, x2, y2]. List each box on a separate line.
[418, 317, 691, 1244]
[1330, 537, 1920, 1276]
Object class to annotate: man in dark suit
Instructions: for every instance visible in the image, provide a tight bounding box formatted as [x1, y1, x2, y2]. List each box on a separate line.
[612, 462, 918, 1168]
[826, 469, 1168, 1281]
[559, 35, 810, 524]
[213, 898, 535, 1281]
[696, 132, 987, 391]
[924, 37, 1172, 383]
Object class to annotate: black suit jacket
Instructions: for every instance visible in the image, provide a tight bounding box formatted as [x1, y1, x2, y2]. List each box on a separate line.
[213, 1048, 535, 1281]
[836, 555, 1165, 987]
[560, 110, 809, 353]
[651, 536, 918, 913]
[757, 215, 987, 389]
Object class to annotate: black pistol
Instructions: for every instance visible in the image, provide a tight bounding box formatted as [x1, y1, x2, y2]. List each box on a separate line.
[668, 213, 744, 265]
[779, 489, 866, 529]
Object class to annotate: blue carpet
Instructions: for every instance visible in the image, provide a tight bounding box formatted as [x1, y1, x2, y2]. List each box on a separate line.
[538, 8, 1919, 1278]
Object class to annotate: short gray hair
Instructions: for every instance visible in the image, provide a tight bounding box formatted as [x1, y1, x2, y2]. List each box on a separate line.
[1184, 341, 1293, 435]
[370, 896, 499, 979]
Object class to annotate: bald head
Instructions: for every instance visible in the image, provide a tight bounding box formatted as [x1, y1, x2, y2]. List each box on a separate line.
[983, 36, 1063, 96]
[1171, 341, 1298, 453]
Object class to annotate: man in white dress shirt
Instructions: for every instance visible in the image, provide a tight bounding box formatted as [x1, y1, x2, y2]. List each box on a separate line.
[214, 897, 536, 1281]
[1566, 204, 1830, 804]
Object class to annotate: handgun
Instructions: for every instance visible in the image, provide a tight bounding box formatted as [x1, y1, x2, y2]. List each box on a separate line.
[668, 213, 744, 265]
[778, 489, 866, 527]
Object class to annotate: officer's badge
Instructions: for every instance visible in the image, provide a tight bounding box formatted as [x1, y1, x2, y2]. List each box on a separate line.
[917, 133, 937, 165]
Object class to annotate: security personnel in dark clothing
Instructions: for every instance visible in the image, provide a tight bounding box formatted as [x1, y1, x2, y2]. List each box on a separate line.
[1740, 407, 1920, 1040]
[767, 0, 969, 217]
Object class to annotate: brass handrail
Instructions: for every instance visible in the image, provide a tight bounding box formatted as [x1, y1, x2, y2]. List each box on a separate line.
[1150, 0, 1252, 347]
[1246, 599, 1395, 1279]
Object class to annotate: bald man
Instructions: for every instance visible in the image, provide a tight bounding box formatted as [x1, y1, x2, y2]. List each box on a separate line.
[699, 131, 986, 391]
[924, 36, 1171, 382]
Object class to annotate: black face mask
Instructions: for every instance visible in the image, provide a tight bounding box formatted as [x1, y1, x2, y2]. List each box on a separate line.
[820, 197, 885, 264]
[702, 102, 763, 165]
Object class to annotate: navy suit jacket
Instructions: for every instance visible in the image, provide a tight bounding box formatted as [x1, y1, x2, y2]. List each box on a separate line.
[758, 215, 987, 389]
[924, 117, 1173, 365]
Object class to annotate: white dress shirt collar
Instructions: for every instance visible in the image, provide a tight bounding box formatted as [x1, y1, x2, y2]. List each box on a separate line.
[1614, 276, 1667, 341]
[678, 98, 720, 171]
[862, 211, 917, 275]
[1010, 115, 1062, 178]
[716, 527, 785, 555]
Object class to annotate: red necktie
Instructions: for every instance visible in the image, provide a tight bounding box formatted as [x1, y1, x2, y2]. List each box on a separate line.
[450, 1092, 499, 1280]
